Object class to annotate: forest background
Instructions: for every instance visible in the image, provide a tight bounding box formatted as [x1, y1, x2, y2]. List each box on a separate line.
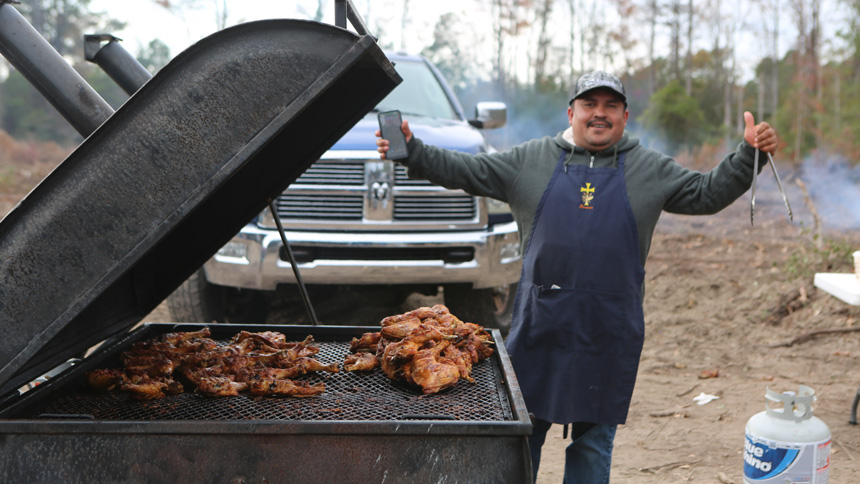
[0, 0, 858, 230]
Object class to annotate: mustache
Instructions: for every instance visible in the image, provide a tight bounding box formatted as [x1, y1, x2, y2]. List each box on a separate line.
[587, 118, 612, 128]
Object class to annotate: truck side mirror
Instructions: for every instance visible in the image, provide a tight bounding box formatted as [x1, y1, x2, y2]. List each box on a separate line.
[468, 102, 507, 129]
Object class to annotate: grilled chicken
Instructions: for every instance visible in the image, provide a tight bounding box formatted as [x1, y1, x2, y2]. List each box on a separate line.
[408, 341, 461, 394]
[195, 376, 248, 397]
[247, 379, 325, 397]
[342, 305, 494, 394]
[343, 352, 380, 372]
[89, 329, 333, 400]
[86, 369, 128, 390]
[349, 332, 382, 353]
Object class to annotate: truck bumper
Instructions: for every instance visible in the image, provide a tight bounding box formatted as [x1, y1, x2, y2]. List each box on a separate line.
[203, 222, 522, 290]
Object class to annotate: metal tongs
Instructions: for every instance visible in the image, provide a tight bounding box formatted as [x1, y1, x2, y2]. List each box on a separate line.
[750, 148, 793, 225]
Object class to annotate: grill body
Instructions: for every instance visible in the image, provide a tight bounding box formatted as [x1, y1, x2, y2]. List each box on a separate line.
[0, 324, 532, 483]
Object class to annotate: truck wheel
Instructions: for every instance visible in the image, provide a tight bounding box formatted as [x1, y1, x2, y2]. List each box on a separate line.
[167, 269, 269, 323]
[167, 269, 223, 323]
[444, 283, 516, 336]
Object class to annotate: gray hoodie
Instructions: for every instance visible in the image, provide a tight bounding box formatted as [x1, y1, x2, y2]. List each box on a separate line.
[402, 128, 760, 266]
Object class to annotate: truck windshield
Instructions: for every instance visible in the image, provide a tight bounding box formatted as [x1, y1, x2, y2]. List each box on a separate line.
[375, 60, 460, 120]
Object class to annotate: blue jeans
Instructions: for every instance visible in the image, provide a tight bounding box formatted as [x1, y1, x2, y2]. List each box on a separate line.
[529, 418, 617, 484]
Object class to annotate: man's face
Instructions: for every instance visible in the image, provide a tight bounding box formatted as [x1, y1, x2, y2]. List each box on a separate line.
[568, 89, 629, 152]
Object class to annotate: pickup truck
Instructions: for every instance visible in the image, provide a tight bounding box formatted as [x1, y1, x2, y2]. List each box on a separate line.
[167, 52, 522, 332]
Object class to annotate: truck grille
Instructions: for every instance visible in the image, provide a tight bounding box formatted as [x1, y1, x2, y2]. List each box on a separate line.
[394, 164, 433, 186]
[295, 161, 365, 185]
[274, 160, 478, 223]
[394, 194, 476, 221]
[276, 194, 363, 221]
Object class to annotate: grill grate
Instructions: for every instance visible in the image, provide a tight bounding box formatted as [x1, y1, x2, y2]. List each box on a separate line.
[29, 339, 513, 422]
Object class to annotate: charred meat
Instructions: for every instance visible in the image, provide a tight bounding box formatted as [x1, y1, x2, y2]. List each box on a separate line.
[342, 304, 494, 394]
[86, 329, 335, 400]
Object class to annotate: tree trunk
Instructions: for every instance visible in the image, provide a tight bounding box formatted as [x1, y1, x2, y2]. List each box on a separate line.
[533, 0, 553, 86]
[647, 0, 658, 98]
[670, 0, 681, 82]
[771, 0, 780, 118]
[685, 0, 693, 95]
[400, 0, 410, 51]
[568, 0, 576, 84]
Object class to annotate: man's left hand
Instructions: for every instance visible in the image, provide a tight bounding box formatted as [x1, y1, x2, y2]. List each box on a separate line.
[743, 111, 778, 155]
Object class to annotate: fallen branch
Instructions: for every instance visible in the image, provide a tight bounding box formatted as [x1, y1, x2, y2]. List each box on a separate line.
[769, 326, 860, 347]
[717, 471, 736, 484]
[675, 383, 699, 398]
[639, 460, 700, 474]
[765, 287, 811, 325]
[835, 440, 856, 461]
[649, 409, 688, 418]
[795, 178, 823, 250]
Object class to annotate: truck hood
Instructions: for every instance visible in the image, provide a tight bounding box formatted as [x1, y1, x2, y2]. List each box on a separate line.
[331, 114, 487, 154]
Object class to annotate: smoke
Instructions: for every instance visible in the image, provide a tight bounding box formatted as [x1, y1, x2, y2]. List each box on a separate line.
[799, 153, 860, 231]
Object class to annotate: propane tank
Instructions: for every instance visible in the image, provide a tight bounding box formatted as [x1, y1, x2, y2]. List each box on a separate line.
[744, 385, 831, 483]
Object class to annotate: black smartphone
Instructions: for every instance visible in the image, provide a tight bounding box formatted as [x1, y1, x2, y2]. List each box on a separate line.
[377, 110, 409, 160]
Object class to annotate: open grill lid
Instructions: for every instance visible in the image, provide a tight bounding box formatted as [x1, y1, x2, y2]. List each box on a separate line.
[0, 19, 400, 397]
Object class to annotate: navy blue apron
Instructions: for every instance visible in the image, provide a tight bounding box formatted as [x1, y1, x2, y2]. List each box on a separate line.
[506, 149, 645, 425]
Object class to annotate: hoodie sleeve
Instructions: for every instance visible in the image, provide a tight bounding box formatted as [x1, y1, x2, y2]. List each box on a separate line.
[660, 140, 763, 215]
[398, 136, 532, 203]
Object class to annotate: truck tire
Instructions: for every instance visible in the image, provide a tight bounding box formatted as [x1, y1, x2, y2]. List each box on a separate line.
[167, 269, 270, 323]
[444, 283, 516, 336]
[167, 269, 223, 323]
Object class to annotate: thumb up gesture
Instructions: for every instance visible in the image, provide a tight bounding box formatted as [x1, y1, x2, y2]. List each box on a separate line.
[743, 112, 778, 155]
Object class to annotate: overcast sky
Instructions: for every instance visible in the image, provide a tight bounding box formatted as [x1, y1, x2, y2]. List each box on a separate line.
[88, 0, 488, 60]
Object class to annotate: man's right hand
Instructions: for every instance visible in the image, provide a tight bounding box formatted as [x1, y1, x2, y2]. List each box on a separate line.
[375, 119, 413, 160]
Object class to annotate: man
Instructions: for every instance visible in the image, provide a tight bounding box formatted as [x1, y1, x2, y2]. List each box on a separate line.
[376, 71, 777, 483]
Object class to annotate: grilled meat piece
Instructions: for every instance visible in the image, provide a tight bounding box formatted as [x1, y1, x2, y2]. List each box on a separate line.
[195, 376, 248, 397]
[162, 327, 211, 345]
[121, 356, 176, 377]
[343, 352, 380, 372]
[247, 379, 326, 397]
[231, 331, 289, 351]
[89, 329, 331, 400]
[380, 318, 423, 339]
[380, 304, 450, 326]
[121, 376, 184, 400]
[86, 369, 128, 390]
[344, 305, 494, 394]
[349, 332, 382, 353]
[408, 341, 461, 394]
[442, 345, 475, 383]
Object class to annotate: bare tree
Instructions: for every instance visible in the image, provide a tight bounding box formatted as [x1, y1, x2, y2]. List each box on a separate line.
[296, 0, 328, 22]
[566, 0, 577, 83]
[789, 0, 822, 160]
[642, 0, 661, 97]
[685, 0, 694, 95]
[610, 0, 638, 77]
[533, 0, 554, 86]
[668, 0, 682, 82]
[400, 0, 410, 50]
[488, 0, 532, 87]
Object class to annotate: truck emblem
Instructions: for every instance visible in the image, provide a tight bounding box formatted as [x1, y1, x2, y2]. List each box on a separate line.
[371, 181, 391, 200]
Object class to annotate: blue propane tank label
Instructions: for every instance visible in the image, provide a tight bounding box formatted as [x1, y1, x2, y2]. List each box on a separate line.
[743, 432, 830, 483]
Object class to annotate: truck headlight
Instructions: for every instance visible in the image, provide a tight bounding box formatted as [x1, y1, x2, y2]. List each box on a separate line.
[216, 241, 249, 262]
[500, 240, 520, 260]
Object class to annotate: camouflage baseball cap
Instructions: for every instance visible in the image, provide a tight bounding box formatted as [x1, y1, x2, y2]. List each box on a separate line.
[569, 71, 626, 105]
